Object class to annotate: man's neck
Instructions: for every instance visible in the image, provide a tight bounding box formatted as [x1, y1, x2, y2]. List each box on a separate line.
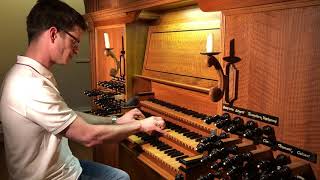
[24, 42, 53, 69]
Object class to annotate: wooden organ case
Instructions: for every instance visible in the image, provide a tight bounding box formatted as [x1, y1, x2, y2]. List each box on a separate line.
[84, 0, 320, 179]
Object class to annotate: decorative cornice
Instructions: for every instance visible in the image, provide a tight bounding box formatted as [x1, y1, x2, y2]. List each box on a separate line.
[86, 0, 194, 22]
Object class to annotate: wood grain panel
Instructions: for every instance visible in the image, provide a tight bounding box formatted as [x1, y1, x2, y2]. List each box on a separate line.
[98, 0, 114, 10]
[126, 22, 150, 98]
[142, 7, 222, 89]
[84, 0, 99, 13]
[223, 4, 320, 177]
[94, 144, 119, 167]
[145, 29, 220, 79]
[151, 82, 220, 116]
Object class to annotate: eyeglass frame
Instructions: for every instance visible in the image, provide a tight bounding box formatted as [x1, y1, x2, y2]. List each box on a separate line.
[61, 29, 80, 49]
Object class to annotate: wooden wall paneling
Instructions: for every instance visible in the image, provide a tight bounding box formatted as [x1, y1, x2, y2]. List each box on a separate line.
[83, 0, 99, 13]
[93, 143, 119, 168]
[126, 22, 150, 98]
[222, 2, 320, 178]
[132, 77, 152, 97]
[98, 0, 118, 10]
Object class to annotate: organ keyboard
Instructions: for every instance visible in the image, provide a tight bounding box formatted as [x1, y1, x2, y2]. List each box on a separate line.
[140, 99, 215, 134]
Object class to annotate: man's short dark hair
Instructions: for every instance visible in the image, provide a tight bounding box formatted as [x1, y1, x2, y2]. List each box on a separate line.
[26, 0, 88, 44]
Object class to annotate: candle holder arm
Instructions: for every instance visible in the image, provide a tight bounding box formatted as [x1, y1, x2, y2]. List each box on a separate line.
[105, 48, 120, 77]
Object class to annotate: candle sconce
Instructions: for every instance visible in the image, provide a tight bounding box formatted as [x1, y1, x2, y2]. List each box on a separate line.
[104, 34, 125, 80]
[201, 39, 241, 104]
[223, 39, 241, 104]
[200, 52, 225, 102]
[119, 36, 126, 80]
[104, 48, 121, 78]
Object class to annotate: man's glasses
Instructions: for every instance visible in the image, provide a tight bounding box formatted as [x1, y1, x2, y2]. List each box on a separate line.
[61, 30, 80, 49]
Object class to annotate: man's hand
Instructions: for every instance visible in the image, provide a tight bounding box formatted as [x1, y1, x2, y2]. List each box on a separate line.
[139, 116, 166, 134]
[117, 108, 145, 124]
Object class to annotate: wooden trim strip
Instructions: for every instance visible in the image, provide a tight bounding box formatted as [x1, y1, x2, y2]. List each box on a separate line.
[135, 75, 210, 94]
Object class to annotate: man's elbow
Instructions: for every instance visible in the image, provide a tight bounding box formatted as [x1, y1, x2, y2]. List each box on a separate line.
[81, 129, 104, 147]
[63, 117, 105, 147]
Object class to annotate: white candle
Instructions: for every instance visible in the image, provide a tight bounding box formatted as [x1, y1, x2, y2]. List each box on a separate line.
[206, 33, 213, 53]
[104, 32, 110, 49]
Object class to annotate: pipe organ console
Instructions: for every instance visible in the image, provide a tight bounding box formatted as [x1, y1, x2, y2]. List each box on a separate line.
[84, 0, 320, 179]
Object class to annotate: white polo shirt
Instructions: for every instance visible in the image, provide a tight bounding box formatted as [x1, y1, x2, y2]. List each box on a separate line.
[0, 56, 82, 180]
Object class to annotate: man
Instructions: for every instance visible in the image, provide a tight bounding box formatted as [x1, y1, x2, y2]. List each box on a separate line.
[0, 0, 165, 179]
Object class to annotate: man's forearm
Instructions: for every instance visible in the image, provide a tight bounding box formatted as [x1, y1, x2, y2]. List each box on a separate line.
[94, 121, 142, 144]
[62, 116, 142, 146]
[75, 111, 113, 125]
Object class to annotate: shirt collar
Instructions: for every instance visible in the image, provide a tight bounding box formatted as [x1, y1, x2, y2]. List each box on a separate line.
[16, 55, 54, 79]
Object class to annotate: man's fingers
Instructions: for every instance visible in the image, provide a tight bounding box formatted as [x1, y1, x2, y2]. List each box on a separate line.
[155, 118, 165, 129]
[155, 116, 163, 121]
[134, 114, 144, 120]
[134, 108, 145, 116]
[153, 117, 165, 128]
[139, 113, 146, 119]
[154, 127, 166, 134]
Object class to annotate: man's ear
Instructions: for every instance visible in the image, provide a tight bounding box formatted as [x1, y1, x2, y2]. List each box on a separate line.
[48, 27, 58, 43]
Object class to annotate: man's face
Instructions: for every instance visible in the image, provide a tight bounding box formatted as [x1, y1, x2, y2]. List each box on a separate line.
[53, 26, 83, 65]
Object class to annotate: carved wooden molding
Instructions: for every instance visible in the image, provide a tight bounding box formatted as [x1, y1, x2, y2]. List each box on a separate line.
[85, 0, 194, 20]
[196, 0, 300, 11]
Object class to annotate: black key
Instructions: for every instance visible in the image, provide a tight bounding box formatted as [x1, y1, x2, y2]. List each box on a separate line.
[159, 145, 171, 151]
[176, 155, 189, 160]
[164, 149, 176, 154]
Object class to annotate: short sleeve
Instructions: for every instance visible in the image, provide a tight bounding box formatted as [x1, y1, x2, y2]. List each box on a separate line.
[26, 79, 77, 134]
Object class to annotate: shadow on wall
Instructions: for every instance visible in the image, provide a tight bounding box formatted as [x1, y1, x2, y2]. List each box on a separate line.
[52, 58, 91, 111]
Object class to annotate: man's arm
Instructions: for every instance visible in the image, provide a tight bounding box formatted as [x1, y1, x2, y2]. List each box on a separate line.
[60, 113, 165, 147]
[61, 116, 142, 146]
[75, 108, 146, 125]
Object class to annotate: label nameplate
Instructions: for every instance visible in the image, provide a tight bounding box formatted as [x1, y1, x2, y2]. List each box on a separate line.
[276, 141, 317, 163]
[223, 104, 279, 126]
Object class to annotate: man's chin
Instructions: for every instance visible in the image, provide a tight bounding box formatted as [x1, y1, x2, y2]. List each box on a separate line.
[67, 56, 73, 63]
[56, 61, 69, 65]
[63, 58, 72, 64]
